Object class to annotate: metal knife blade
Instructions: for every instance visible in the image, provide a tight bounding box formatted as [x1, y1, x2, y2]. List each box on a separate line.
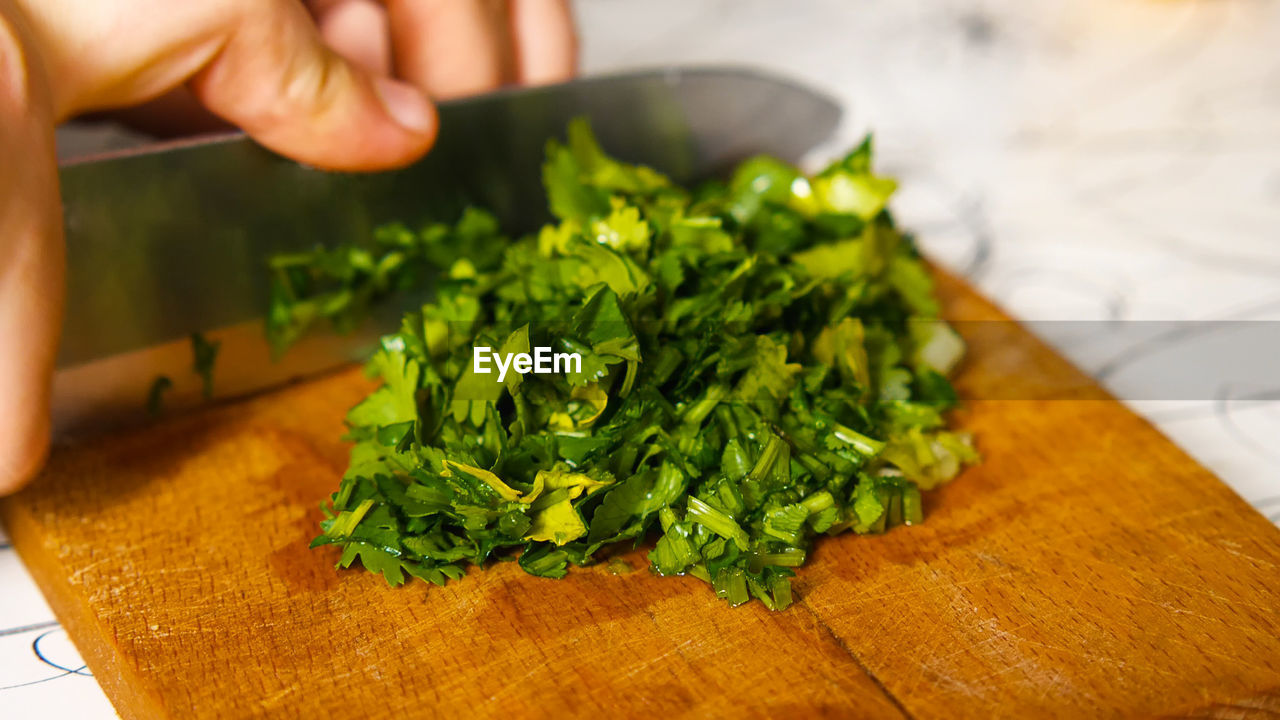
[52, 66, 842, 434]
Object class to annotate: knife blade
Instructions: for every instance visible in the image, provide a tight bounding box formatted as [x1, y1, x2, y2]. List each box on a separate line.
[52, 66, 842, 434]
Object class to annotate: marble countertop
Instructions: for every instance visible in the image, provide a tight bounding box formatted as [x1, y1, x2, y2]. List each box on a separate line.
[4, 0, 1278, 714]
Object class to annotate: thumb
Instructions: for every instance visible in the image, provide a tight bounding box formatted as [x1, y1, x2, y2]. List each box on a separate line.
[191, 0, 437, 171]
[0, 9, 61, 495]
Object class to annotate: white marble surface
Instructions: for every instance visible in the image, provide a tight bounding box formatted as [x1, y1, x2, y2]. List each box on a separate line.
[4, 0, 1279, 715]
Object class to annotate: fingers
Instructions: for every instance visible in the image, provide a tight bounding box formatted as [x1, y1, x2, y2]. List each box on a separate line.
[509, 0, 577, 85]
[311, 0, 392, 76]
[386, 0, 512, 99]
[190, 0, 436, 171]
[0, 8, 61, 495]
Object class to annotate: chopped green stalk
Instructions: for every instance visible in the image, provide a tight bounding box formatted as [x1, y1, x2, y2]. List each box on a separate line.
[747, 574, 777, 610]
[190, 332, 220, 399]
[712, 476, 747, 519]
[278, 120, 977, 609]
[686, 496, 750, 550]
[714, 567, 750, 607]
[651, 520, 700, 576]
[682, 384, 729, 427]
[146, 375, 172, 416]
[886, 489, 904, 527]
[658, 506, 678, 534]
[833, 423, 885, 457]
[327, 499, 374, 538]
[748, 433, 787, 483]
[755, 548, 806, 568]
[519, 546, 569, 578]
[902, 484, 924, 525]
[800, 490, 835, 515]
[688, 563, 712, 583]
[870, 486, 891, 533]
[770, 574, 794, 610]
[650, 346, 683, 386]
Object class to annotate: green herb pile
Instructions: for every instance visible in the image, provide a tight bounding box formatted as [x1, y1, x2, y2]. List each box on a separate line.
[268, 120, 977, 609]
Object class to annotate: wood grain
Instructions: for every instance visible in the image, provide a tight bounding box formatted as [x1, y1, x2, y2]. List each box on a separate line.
[3, 270, 1279, 719]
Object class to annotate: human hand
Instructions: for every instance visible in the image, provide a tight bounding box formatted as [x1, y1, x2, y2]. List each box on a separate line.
[0, 0, 577, 494]
[106, 0, 579, 136]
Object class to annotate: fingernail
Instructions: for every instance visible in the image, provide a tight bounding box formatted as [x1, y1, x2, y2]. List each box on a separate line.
[373, 77, 434, 134]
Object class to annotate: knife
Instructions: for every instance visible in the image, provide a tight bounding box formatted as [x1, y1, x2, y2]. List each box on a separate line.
[52, 66, 843, 435]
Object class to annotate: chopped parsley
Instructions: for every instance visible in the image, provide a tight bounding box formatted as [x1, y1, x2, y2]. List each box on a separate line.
[272, 120, 977, 609]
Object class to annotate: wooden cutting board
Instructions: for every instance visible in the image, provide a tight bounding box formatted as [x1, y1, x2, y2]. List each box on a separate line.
[4, 270, 1279, 719]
